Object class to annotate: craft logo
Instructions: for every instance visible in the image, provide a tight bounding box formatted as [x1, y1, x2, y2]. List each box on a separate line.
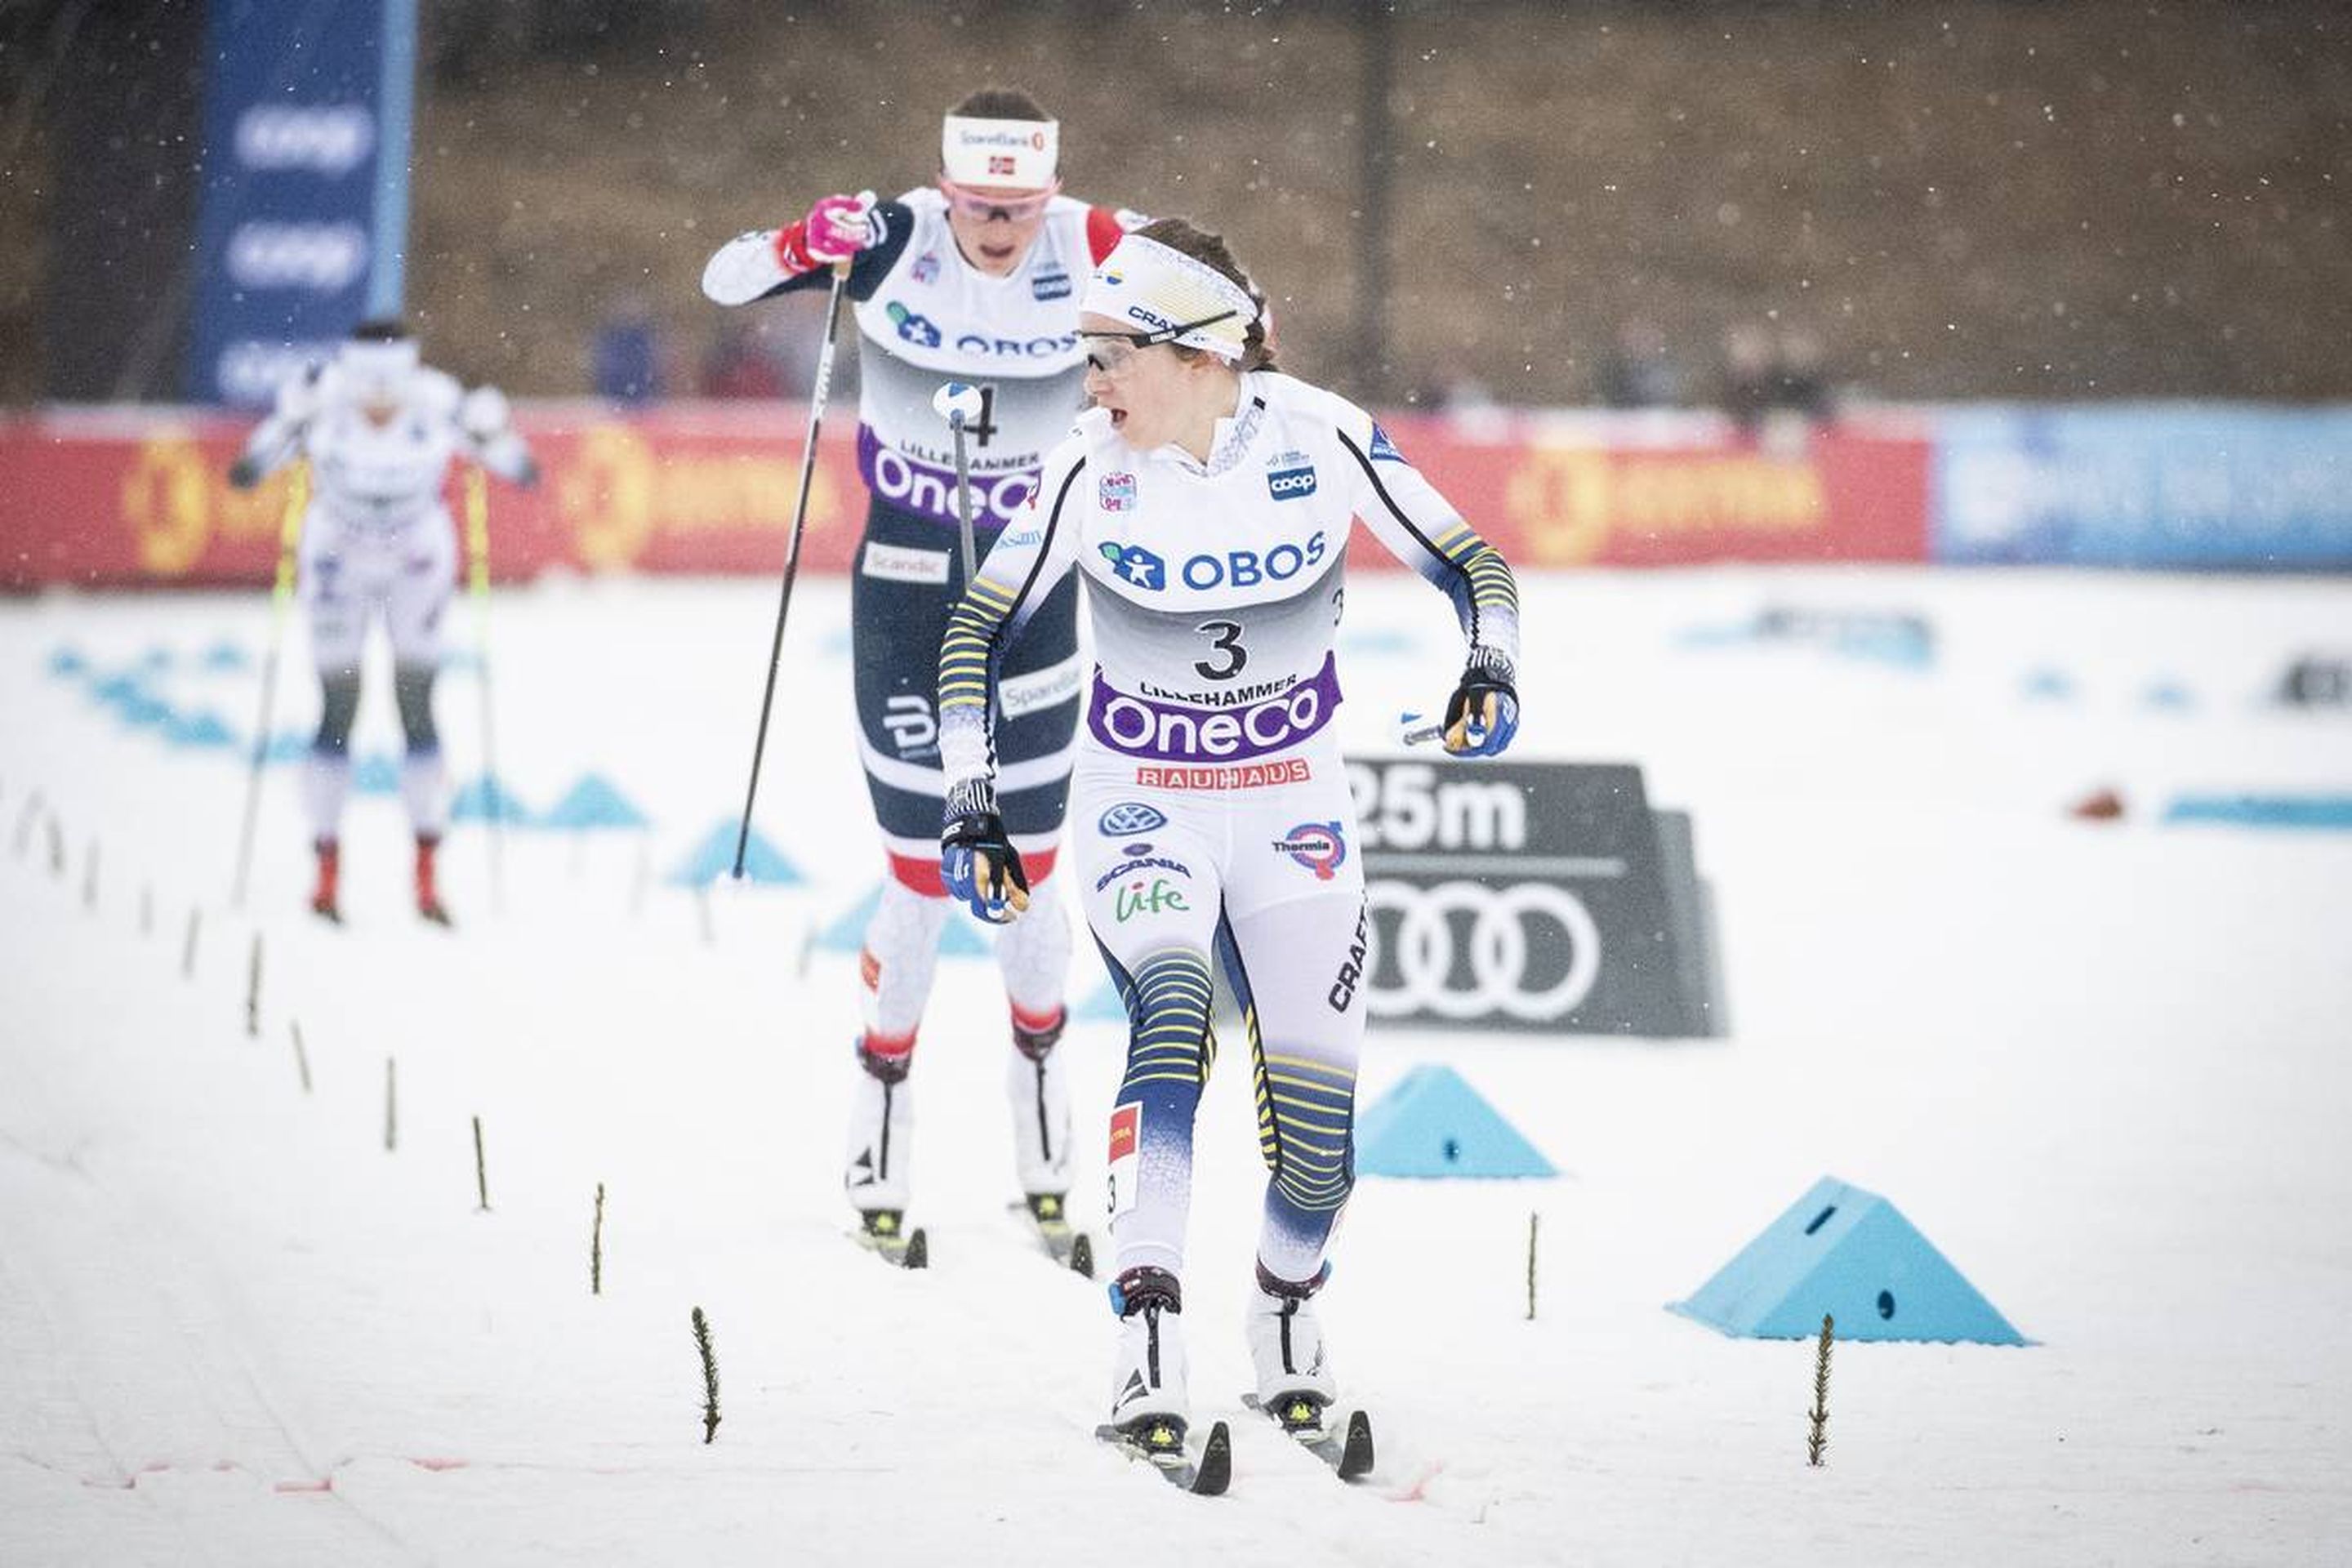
[1098, 541, 1166, 590]
[1274, 821, 1348, 880]
[1098, 473, 1137, 513]
[1098, 801, 1169, 836]
[886, 301, 942, 349]
[1327, 901, 1369, 1013]
[1115, 876, 1190, 921]
[1369, 423, 1407, 463]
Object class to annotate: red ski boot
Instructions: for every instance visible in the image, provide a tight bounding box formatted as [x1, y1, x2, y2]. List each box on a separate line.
[415, 834, 453, 927]
[309, 839, 342, 924]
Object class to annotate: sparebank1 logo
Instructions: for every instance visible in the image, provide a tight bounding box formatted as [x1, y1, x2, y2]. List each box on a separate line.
[1098, 541, 1165, 590]
[1368, 423, 1407, 463]
[1114, 876, 1189, 921]
[1274, 821, 1348, 881]
[886, 301, 942, 349]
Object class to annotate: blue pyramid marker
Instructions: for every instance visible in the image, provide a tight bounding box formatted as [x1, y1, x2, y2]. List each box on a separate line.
[47, 646, 88, 678]
[1668, 1176, 2030, 1345]
[667, 819, 804, 887]
[161, 709, 237, 749]
[1355, 1064, 1557, 1179]
[451, 774, 534, 826]
[541, 772, 651, 831]
[353, 754, 402, 795]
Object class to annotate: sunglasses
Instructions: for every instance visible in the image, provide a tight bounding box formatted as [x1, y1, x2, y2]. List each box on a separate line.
[937, 178, 1060, 221]
[1080, 310, 1241, 373]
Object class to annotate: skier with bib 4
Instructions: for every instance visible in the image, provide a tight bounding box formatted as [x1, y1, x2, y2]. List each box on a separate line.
[702, 90, 1145, 1261]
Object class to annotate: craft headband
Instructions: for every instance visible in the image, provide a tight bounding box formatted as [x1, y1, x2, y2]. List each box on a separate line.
[941, 114, 1059, 189]
[1081, 234, 1258, 362]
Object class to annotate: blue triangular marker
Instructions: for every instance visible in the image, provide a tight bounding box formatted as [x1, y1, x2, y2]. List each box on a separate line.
[2021, 666, 2074, 701]
[199, 639, 252, 673]
[813, 880, 991, 956]
[264, 730, 312, 765]
[161, 709, 237, 749]
[116, 693, 174, 728]
[47, 647, 88, 678]
[1668, 1176, 2030, 1345]
[2163, 794, 2352, 831]
[353, 754, 402, 795]
[1355, 1064, 1557, 1179]
[451, 774, 534, 826]
[666, 820, 804, 887]
[89, 673, 148, 707]
[541, 773, 650, 831]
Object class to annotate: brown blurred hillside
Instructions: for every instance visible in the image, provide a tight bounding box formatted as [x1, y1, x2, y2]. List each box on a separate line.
[8, 1, 2350, 406]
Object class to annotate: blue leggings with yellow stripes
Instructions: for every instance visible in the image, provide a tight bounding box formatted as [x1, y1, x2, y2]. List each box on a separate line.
[1074, 748, 1369, 1289]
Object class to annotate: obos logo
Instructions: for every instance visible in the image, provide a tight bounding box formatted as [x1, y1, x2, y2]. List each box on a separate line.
[1098, 541, 1165, 590]
[1170, 530, 1327, 590]
[1098, 802, 1169, 836]
[886, 302, 942, 349]
[1274, 822, 1348, 881]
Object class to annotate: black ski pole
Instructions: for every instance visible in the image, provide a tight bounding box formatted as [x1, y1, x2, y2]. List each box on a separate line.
[732, 257, 853, 881]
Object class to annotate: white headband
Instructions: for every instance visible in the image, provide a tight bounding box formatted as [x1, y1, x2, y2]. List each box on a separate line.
[941, 114, 1058, 189]
[340, 336, 418, 385]
[1081, 234, 1257, 362]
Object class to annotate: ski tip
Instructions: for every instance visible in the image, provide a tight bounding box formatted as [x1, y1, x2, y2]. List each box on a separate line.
[1071, 1232, 1095, 1279]
[1192, 1419, 1232, 1496]
[903, 1227, 929, 1270]
[1339, 1409, 1376, 1481]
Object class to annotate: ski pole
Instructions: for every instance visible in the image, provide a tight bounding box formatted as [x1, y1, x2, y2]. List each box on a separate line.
[732, 252, 856, 882]
[933, 381, 985, 583]
[230, 461, 308, 909]
[464, 462, 505, 912]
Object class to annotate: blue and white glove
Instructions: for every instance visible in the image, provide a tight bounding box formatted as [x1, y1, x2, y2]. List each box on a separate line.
[1441, 653, 1519, 759]
[941, 777, 1030, 924]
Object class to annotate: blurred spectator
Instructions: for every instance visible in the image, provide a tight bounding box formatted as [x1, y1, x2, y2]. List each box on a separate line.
[1717, 319, 1779, 434]
[1594, 318, 1685, 408]
[593, 295, 664, 403]
[1717, 321, 1836, 448]
[701, 319, 786, 399]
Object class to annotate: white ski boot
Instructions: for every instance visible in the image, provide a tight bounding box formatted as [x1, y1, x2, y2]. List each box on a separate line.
[1246, 1259, 1339, 1421]
[1106, 1266, 1190, 1438]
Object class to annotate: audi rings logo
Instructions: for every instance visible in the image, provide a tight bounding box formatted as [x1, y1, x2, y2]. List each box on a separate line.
[1363, 879, 1601, 1023]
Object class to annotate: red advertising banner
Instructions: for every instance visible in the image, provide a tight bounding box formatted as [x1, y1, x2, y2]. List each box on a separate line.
[0, 403, 1928, 590]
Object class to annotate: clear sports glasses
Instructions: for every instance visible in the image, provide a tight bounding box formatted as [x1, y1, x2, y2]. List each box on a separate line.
[937, 178, 1059, 221]
[1080, 310, 1241, 373]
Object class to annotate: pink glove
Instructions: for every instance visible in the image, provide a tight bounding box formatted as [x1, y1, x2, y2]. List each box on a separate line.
[801, 193, 875, 263]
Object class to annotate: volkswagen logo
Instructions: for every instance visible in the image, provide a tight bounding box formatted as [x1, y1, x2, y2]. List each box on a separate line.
[1098, 801, 1169, 836]
[1363, 879, 1602, 1022]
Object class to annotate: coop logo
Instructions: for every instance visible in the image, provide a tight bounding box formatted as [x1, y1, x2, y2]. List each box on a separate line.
[1098, 540, 1165, 590]
[216, 340, 336, 408]
[886, 301, 942, 349]
[1098, 473, 1137, 513]
[1031, 267, 1072, 301]
[234, 105, 375, 175]
[1267, 466, 1318, 501]
[227, 221, 370, 292]
[1097, 801, 1169, 837]
[1273, 821, 1348, 881]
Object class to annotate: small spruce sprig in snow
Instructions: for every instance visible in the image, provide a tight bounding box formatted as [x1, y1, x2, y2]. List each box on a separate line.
[1807, 1313, 1833, 1467]
[693, 1307, 720, 1443]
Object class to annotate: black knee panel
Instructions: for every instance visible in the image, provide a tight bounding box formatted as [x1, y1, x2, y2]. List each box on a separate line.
[314, 670, 361, 755]
[393, 662, 439, 752]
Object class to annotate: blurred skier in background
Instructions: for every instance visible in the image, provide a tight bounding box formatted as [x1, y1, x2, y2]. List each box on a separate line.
[702, 88, 1143, 1261]
[933, 218, 1521, 1468]
[228, 318, 538, 926]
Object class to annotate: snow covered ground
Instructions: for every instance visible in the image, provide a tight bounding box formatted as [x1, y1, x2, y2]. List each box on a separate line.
[4, 566, 2350, 1565]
